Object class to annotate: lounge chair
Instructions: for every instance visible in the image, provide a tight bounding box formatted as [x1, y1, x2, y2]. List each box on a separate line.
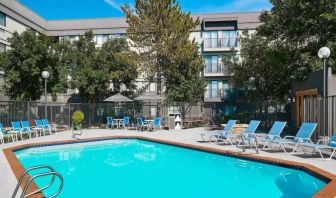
[21, 120, 37, 138]
[269, 122, 317, 154]
[11, 121, 29, 140]
[217, 120, 260, 145]
[0, 123, 14, 143]
[235, 120, 261, 147]
[200, 120, 237, 142]
[42, 119, 55, 134]
[258, 121, 287, 150]
[301, 132, 336, 160]
[35, 119, 46, 136]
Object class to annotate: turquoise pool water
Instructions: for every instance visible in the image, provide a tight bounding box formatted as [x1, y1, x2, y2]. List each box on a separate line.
[15, 139, 326, 198]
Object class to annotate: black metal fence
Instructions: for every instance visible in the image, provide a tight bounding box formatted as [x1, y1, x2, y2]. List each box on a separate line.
[0, 100, 292, 132]
[304, 96, 336, 140]
[0, 101, 206, 129]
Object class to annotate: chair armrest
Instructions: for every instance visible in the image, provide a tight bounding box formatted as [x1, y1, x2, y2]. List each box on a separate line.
[283, 136, 295, 140]
[316, 139, 329, 145]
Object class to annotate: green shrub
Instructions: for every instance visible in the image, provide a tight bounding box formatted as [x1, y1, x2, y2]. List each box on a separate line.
[72, 110, 84, 129]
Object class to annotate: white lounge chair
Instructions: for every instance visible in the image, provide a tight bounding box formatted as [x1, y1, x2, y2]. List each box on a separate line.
[258, 121, 287, 150]
[269, 122, 317, 154]
[200, 120, 237, 142]
[301, 132, 336, 160]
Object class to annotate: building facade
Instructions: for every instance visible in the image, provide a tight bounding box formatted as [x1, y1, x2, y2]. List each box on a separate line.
[0, 1, 261, 114]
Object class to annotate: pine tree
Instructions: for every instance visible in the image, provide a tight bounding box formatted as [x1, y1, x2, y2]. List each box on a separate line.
[122, 0, 206, 112]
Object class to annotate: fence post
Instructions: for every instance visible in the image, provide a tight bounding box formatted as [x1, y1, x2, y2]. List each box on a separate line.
[68, 103, 71, 130]
[27, 102, 30, 121]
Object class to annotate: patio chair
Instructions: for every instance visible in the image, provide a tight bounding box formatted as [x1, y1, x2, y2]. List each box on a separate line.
[136, 117, 148, 131]
[106, 117, 118, 129]
[11, 121, 29, 140]
[300, 132, 336, 160]
[257, 121, 287, 150]
[119, 117, 130, 129]
[21, 120, 37, 138]
[35, 119, 46, 136]
[152, 117, 161, 131]
[0, 123, 14, 143]
[235, 120, 261, 147]
[200, 120, 237, 142]
[42, 119, 56, 134]
[269, 122, 317, 154]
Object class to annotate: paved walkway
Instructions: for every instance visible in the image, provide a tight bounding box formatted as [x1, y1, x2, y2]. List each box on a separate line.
[1, 127, 336, 197]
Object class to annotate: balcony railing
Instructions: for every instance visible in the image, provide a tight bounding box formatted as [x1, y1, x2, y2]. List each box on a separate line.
[205, 88, 239, 99]
[205, 63, 224, 74]
[203, 38, 238, 48]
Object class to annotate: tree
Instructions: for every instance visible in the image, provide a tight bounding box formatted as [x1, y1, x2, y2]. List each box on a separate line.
[70, 31, 110, 103]
[258, 0, 336, 72]
[0, 30, 68, 101]
[122, 0, 206, 109]
[100, 38, 138, 94]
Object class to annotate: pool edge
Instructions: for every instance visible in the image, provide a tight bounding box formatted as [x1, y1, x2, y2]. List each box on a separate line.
[4, 135, 336, 198]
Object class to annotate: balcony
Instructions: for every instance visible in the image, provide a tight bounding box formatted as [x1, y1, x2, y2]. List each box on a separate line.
[204, 88, 240, 102]
[204, 63, 230, 77]
[203, 38, 238, 52]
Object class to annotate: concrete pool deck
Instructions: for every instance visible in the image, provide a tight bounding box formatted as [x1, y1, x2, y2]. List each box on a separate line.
[1, 127, 336, 197]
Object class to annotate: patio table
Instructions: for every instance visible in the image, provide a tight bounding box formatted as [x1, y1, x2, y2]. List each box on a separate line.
[145, 120, 154, 132]
[114, 119, 124, 129]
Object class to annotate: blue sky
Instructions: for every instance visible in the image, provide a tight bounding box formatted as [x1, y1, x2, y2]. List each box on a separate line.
[19, 0, 272, 20]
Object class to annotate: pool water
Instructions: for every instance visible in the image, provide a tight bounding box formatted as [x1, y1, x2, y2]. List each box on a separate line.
[15, 139, 326, 198]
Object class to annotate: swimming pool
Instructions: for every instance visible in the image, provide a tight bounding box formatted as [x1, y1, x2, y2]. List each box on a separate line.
[14, 139, 326, 198]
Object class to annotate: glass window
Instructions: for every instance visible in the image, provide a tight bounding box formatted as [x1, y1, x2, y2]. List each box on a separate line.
[96, 35, 103, 45]
[102, 35, 109, 43]
[0, 12, 5, 26]
[0, 43, 6, 53]
[223, 30, 237, 47]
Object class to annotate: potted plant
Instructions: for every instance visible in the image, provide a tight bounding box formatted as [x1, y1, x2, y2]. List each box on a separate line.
[71, 110, 84, 138]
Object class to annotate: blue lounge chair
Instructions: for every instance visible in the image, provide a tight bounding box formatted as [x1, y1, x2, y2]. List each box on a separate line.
[270, 122, 317, 154]
[42, 119, 54, 134]
[301, 132, 336, 160]
[21, 120, 37, 138]
[217, 120, 260, 145]
[258, 121, 287, 150]
[0, 123, 14, 143]
[11, 121, 29, 140]
[236, 120, 261, 146]
[200, 120, 237, 142]
[35, 119, 46, 136]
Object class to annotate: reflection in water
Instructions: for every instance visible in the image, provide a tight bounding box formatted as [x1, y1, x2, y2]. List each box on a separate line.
[275, 171, 320, 198]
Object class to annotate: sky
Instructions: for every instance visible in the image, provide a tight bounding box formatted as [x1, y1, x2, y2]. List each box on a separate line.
[19, 0, 272, 20]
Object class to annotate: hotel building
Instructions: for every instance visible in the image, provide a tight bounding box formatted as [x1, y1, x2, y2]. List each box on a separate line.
[0, 0, 261, 116]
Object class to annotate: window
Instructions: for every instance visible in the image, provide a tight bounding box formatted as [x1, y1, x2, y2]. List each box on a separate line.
[223, 30, 237, 47]
[204, 31, 219, 48]
[204, 56, 221, 73]
[0, 43, 5, 53]
[0, 12, 5, 26]
[148, 82, 156, 92]
[96, 35, 103, 45]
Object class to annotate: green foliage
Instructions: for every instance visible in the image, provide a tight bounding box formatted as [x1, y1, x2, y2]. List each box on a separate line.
[68, 31, 138, 102]
[258, 0, 336, 72]
[100, 38, 138, 93]
[0, 30, 68, 101]
[70, 31, 109, 102]
[122, 0, 206, 104]
[226, 1, 336, 104]
[72, 110, 84, 127]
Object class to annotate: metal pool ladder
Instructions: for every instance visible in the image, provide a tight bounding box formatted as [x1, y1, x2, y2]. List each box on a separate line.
[236, 134, 260, 154]
[12, 165, 63, 198]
